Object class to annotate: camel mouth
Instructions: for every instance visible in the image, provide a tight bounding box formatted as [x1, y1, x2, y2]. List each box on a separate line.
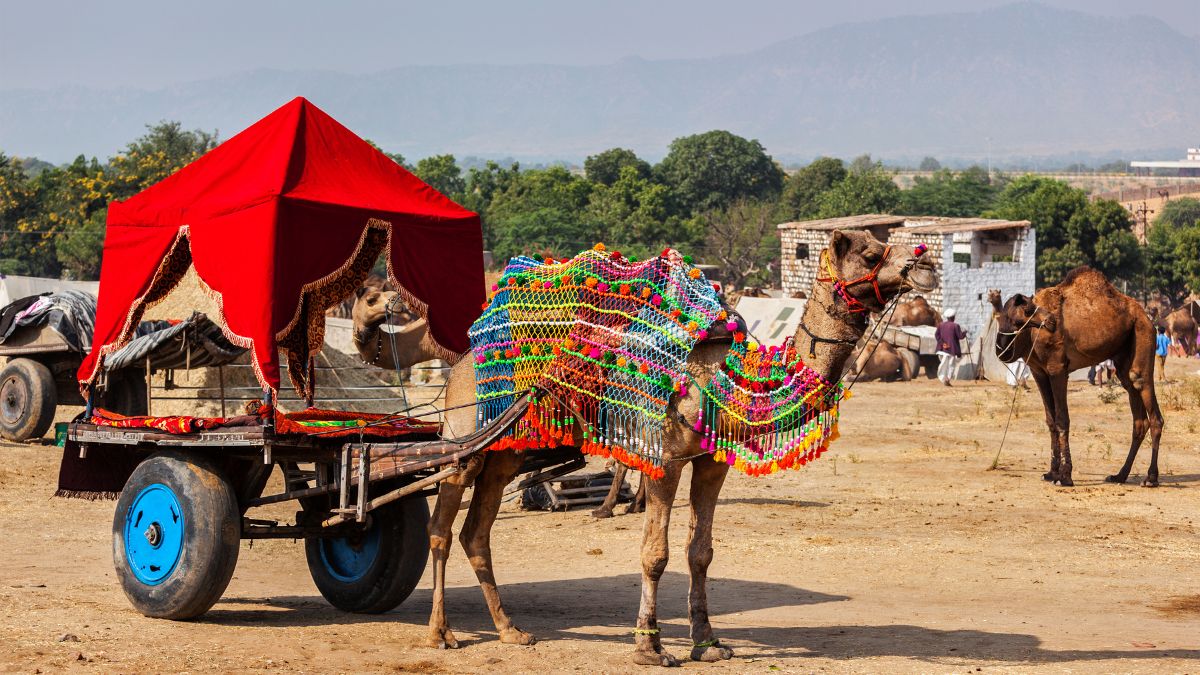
[904, 261, 937, 293]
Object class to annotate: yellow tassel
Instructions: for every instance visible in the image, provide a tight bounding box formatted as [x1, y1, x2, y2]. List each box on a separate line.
[770, 460, 779, 473]
[714, 450, 725, 464]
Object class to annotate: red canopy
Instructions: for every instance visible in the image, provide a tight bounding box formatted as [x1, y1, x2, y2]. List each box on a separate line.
[79, 97, 483, 396]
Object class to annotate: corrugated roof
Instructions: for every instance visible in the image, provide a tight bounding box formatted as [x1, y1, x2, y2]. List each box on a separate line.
[777, 214, 1030, 234]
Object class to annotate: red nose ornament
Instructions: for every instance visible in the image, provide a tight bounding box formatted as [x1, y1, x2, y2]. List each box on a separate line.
[913, 243, 928, 257]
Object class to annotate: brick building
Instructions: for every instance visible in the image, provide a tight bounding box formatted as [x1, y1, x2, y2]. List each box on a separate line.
[778, 215, 1035, 340]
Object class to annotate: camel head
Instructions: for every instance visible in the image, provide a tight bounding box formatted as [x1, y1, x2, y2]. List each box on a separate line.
[351, 287, 403, 333]
[987, 289, 1003, 314]
[994, 293, 1056, 363]
[823, 229, 938, 313]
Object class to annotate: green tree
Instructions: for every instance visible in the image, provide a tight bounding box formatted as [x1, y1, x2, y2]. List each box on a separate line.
[486, 166, 594, 261]
[583, 148, 651, 186]
[814, 160, 900, 218]
[1175, 226, 1200, 295]
[918, 156, 941, 172]
[413, 154, 466, 200]
[55, 210, 105, 279]
[654, 130, 784, 215]
[107, 121, 217, 200]
[698, 199, 779, 290]
[898, 166, 998, 217]
[776, 157, 846, 221]
[985, 175, 1088, 284]
[1069, 199, 1141, 282]
[584, 165, 691, 258]
[1157, 197, 1200, 230]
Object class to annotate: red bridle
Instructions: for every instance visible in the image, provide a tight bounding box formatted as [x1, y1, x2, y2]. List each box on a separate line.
[816, 245, 891, 314]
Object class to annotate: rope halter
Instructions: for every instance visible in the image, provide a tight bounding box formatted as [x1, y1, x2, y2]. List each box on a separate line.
[817, 245, 892, 314]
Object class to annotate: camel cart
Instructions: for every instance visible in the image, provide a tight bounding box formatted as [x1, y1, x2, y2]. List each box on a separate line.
[59, 98, 582, 620]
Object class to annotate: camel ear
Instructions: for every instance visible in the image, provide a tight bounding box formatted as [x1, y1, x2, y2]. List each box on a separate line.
[1010, 294, 1027, 307]
[829, 230, 852, 262]
[355, 286, 368, 299]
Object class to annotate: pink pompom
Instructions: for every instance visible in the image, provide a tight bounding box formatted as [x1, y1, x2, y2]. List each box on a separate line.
[725, 321, 738, 331]
[696, 329, 708, 340]
[700, 437, 710, 451]
[597, 283, 610, 293]
[491, 284, 499, 291]
[543, 281, 553, 289]
[476, 355, 486, 364]
[589, 347, 602, 359]
[651, 294, 663, 306]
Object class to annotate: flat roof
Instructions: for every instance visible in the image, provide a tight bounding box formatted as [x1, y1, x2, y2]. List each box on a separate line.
[778, 214, 1030, 234]
[777, 214, 905, 231]
[1130, 161, 1200, 168]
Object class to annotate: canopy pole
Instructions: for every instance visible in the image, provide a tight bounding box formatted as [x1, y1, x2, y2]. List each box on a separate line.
[218, 366, 227, 417]
[145, 358, 153, 417]
[84, 387, 95, 419]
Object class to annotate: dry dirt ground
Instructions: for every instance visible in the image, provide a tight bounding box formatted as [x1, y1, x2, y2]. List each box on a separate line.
[2, 358, 1199, 673]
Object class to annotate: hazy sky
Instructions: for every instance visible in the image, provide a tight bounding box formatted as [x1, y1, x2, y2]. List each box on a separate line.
[2, 0, 1196, 90]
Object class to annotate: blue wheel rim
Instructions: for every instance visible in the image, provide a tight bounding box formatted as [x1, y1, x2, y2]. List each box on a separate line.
[318, 520, 381, 583]
[123, 483, 185, 586]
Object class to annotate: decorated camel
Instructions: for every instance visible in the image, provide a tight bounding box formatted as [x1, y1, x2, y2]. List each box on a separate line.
[992, 267, 1164, 487]
[351, 287, 453, 370]
[426, 231, 936, 665]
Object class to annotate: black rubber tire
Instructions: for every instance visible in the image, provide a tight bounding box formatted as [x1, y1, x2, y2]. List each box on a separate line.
[304, 496, 430, 613]
[0, 358, 56, 441]
[112, 451, 240, 620]
[102, 373, 148, 417]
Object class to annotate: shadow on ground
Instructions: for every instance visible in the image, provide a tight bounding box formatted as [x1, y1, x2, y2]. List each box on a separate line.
[205, 572, 1200, 665]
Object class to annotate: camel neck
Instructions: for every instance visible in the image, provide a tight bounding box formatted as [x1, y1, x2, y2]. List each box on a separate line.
[795, 281, 867, 381]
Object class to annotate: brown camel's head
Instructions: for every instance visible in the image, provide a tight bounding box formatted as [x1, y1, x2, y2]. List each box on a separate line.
[987, 289, 1003, 313]
[994, 293, 1056, 363]
[351, 287, 408, 332]
[824, 230, 938, 313]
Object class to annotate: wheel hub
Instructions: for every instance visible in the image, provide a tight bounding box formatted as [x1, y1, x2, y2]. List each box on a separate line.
[144, 522, 163, 547]
[123, 484, 185, 585]
[0, 375, 25, 424]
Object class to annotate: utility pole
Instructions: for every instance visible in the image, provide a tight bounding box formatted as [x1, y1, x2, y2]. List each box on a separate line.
[1133, 201, 1154, 245]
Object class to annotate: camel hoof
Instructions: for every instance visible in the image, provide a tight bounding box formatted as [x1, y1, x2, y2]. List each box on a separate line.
[632, 649, 680, 667]
[499, 627, 536, 646]
[591, 506, 615, 518]
[428, 628, 460, 650]
[625, 502, 645, 515]
[690, 642, 734, 662]
[1142, 478, 1160, 488]
[1042, 472, 1056, 482]
[1105, 474, 1128, 484]
[1056, 476, 1074, 487]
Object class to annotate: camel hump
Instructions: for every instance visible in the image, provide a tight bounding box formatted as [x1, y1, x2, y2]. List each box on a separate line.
[1057, 266, 1109, 290]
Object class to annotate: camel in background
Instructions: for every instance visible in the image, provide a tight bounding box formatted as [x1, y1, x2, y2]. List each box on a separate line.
[425, 230, 937, 666]
[350, 288, 451, 371]
[1150, 305, 1198, 357]
[992, 267, 1164, 487]
[847, 339, 913, 381]
[890, 295, 940, 326]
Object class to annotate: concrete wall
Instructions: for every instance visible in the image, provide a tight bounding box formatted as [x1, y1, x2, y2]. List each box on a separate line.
[779, 228, 831, 296]
[936, 228, 1036, 341]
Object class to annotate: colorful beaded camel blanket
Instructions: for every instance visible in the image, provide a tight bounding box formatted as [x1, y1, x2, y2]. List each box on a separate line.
[470, 245, 844, 478]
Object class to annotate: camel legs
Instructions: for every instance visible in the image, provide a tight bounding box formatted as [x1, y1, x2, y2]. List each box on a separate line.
[458, 449, 535, 645]
[1049, 374, 1074, 486]
[632, 461, 684, 667]
[627, 473, 646, 514]
[1106, 357, 1165, 487]
[427, 454, 485, 649]
[686, 458, 734, 663]
[1030, 370, 1062, 482]
[592, 463, 628, 518]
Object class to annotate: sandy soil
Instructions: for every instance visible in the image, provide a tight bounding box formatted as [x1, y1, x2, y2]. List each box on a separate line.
[2, 358, 1199, 673]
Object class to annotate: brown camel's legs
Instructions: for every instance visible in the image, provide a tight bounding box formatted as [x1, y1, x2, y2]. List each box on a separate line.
[1049, 374, 1073, 486]
[592, 463, 628, 518]
[633, 461, 684, 667]
[427, 472, 474, 648]
[686, 458, 734, 663]
[626, 471, 646, 514]
[1030, 370, 1061, 481]
[458, 449, 535, 645]
[1107, 357, 1165, 486]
